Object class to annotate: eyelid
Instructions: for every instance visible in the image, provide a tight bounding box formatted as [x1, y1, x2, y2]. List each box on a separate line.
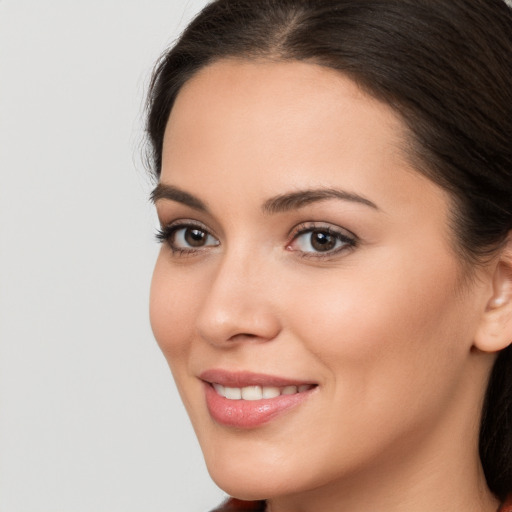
[287, 221, 358, 257]
[157, 218, 214, 235]
[287, 221, 357, 240]
[155, 218, 220, 251]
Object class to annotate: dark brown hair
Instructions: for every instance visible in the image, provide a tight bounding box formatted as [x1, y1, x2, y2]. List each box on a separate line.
[146, 0, 512, 499]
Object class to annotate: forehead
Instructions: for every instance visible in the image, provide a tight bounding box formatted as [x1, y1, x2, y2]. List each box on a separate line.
[164, 59, 408, 160]
[161, 59, 440, 212]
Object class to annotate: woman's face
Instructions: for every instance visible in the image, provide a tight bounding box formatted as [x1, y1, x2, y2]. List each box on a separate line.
[150, 60, 490, 502]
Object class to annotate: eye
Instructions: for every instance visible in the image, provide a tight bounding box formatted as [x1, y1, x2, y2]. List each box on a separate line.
[288, 224, 356, 257]
[173, 226, 218, 248]
[156, 221, 219, 254]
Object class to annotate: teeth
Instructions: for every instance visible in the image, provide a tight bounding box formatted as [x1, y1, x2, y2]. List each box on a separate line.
[241, 386, 262, 400]
[213, 383, 225, 395]
[224, 387, 242, 399]
[282, 385, 298, 395]
[213, 383, 313, 400]
[262, 386, 280, 399]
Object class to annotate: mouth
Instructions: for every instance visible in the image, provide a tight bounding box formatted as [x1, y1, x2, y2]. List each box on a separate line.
[200, 370, 318, 428]
[210, 382, 315, 401]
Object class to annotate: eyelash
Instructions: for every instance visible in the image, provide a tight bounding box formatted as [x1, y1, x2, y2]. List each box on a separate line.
[155, 220, 219, 256]
[287, 222, 357, 259]
[155, 220, 357, 258]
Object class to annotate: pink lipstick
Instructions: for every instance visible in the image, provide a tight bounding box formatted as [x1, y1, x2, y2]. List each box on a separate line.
[200, 370, 317, 428]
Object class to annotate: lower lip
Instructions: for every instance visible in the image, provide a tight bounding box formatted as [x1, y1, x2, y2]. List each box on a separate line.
[204, 383, 314, 428]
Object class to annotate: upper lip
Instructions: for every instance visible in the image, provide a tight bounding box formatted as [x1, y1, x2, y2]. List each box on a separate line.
[199, 369, 317, 388]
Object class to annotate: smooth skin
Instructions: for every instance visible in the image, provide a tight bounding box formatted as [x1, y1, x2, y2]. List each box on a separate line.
[150, 60, 512, 512]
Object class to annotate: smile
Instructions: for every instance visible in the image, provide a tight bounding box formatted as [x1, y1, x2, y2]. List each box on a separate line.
[212, 383, 315, 401]
[200, 370, 317, 428]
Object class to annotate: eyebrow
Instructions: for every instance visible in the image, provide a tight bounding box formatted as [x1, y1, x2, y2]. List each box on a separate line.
[262, 188, 379, 214]
[150, 183, 208, 212]
[150, 183, 378, 214]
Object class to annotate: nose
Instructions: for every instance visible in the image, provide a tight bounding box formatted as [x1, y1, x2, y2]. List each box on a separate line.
[195, 251, 282, 346]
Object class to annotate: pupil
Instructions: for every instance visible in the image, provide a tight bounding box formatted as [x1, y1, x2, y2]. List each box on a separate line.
[185, 228, 206, 247]
[311, 231, 336, 251]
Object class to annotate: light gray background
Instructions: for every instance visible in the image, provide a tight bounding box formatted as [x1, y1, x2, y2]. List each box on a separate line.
[0, 1, 225, 511]
[2, 1, 512, 512]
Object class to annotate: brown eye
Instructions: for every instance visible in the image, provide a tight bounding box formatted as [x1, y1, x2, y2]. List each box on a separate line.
[184, 228, 208, 247]
[310, 231, 337, 252]
[160, 224, 219, 252]
[289, 225, 356, 256]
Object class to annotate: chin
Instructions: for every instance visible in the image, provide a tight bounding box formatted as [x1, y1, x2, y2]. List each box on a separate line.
[201, 440, 320, 502]
[207, 464, 291, 502]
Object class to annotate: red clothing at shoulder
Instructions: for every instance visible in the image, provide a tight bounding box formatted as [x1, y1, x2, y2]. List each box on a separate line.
[210, 498, 266, 511]
[500, 495, 512, 512]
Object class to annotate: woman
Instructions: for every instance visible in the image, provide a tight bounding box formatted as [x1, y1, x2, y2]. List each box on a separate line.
[146, 1, 512, 510]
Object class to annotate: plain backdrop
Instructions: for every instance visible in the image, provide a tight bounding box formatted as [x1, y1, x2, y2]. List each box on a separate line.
[3, 1, 512, 512]
[0, 1, 226, 511]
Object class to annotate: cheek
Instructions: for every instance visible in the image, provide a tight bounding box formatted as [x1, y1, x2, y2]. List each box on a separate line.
[149, 252, 198, 364]
[149, 253, 210, 423]
[282, 248, 469, 407]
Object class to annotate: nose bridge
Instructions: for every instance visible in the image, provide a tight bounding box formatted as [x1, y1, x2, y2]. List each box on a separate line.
[196, 246, 280, 345]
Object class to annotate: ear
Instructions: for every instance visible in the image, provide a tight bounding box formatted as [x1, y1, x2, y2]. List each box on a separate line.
[473, 234, 512, 353]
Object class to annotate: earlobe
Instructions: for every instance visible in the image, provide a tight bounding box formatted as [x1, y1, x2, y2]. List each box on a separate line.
[474, 235, 512, 353]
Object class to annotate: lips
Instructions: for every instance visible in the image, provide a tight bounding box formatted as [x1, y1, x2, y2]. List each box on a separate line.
[200, 369, 317, 428]
[200, 369, 316, 388]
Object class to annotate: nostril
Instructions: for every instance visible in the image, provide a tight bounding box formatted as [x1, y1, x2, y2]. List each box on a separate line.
[228, 332, 262, 342]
